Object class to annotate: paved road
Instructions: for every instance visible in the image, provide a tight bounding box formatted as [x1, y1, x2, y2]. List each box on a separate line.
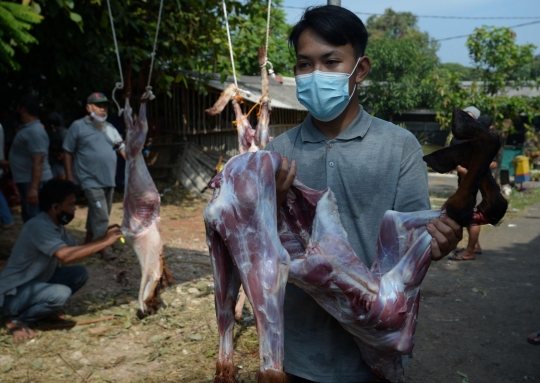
[428, 173, 458, 198]
[427, 173, 540, 198]
[407, 201, 540, 382]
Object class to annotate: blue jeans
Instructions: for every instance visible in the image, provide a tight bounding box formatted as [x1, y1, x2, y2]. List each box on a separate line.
[16, 181, 46, 223]
[0, 189, 14, 225]
[1, 265, 88, 324]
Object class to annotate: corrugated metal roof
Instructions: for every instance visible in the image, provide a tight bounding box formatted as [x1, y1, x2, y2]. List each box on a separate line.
[191, 72, 307, 111]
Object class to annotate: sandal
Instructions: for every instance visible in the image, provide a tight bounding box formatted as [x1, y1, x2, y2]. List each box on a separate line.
[448, 252, 475, 261]
[527, 331, 540, 346]
[6, 321, 38, 343]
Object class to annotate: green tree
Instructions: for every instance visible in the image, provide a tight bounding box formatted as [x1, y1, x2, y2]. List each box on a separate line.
[362, 9, 438, 121]
[216, 0, 294, 78]
[466, 26, 536, 95]
[366, 8, 439, 59]
[429, 26, 538, 180]
[362, 36, 437, 121]
[439, 62, 481, 81]
[0, 0, 293, 119]
[0, 1, 42, 71]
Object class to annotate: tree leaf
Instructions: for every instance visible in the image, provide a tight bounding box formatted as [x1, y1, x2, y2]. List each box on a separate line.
[69, 12, 82, 23]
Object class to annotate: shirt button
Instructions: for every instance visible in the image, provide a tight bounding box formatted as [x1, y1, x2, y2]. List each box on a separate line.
[329, 143, 333, 148]
[329, 161, 334, 167]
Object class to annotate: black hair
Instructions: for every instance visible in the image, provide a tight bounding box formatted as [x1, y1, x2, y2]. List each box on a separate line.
[44, 112, 65, 129]
[17, 95, 41, 117]
[478, 115, 493, 129]
[288, 5, 368, 58]
[39, 179, 80, 212]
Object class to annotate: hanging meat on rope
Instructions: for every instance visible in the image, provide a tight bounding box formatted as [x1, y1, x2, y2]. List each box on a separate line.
[105, 0, 172, 316]
[204, 43, 286, 381]
[121, 95, 173, 316]
[203, 108, 507, 382]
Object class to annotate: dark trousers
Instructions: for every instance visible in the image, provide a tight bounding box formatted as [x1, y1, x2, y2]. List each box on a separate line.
[1, 266, 88, 324]
[16, 181, 46, 223]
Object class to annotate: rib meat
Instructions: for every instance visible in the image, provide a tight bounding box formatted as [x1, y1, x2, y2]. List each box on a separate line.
[122, 99, 173, 315]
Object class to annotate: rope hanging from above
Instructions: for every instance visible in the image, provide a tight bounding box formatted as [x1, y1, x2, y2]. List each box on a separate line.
[221, 0, 251, 97]
[106, 0, 164, 110]
[106, 0, 124, 116]
[260, 0, 275, 78]
[141, 0, 165, 101]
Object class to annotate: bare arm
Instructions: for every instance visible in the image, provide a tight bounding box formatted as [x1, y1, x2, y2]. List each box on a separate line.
[64, 152, 74, 182]
[27, 154, 45, 206]
[120, 150, 126, 161]
[55, 225, 123, 263]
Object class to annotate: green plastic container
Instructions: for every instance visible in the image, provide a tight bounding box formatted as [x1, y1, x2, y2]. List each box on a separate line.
[500, 146, 522, 176]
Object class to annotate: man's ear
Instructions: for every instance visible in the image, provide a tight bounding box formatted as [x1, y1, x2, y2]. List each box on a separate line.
[85, 104, 92, 114]
[355, 56, 371, 84]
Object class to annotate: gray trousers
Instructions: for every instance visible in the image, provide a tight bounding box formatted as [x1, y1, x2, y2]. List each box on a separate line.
[84, 187, 114, 238]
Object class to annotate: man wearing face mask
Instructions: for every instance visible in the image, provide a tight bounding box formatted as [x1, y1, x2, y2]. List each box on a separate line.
[63, 93, 126, 261]
[265, 6, 463, 383]
[0, 179, 123, 343]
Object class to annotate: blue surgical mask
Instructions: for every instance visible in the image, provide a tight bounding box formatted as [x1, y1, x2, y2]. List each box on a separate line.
[295, 59, 360, 122]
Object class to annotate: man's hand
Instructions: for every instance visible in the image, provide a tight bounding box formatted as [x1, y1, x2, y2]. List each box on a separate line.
[427, 215, 463, 261]
[104, 224, 123, 245]
[456, 165, 468, 177]
[275, 157, 296, 210]
[27, 187, 39, 206]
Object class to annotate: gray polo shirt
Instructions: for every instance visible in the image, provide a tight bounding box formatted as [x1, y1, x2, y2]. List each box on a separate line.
[0, 212, 77, 307]
[264, 107, 430, 383]
[63, 117, 124, 190]
[8, 120, 53, 183]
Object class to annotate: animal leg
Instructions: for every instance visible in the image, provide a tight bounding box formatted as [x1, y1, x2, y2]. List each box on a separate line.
[208, 226, 241, 383]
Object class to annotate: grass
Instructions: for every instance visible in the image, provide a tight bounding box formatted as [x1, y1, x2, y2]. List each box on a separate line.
[504, 185, 540, 219]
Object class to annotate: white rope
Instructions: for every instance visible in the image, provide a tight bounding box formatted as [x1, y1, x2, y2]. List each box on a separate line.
[260, 0, 275, 78]
[106, 0, 124, 115]
[221, 0, 251, 96]
[141, 0, 165, 101]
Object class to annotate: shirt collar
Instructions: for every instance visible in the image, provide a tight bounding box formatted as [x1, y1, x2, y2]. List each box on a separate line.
[39, 211, 61, 230]
[300, 106, 372, 143]
[20, 120, 42, 130]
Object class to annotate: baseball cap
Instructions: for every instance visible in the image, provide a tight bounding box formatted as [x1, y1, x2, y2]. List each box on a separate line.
[87, 92, 109, 104]
[463, 106, 481, 119]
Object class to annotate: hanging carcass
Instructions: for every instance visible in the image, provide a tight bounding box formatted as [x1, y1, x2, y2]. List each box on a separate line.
[203, 108, 507, 382]
[121, 98, 173, 315]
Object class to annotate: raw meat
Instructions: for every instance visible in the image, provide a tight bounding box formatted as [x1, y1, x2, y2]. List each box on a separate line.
[204, 108, 507, 382]
[122, 99, 173, 315]
[204, 151, 289, 383]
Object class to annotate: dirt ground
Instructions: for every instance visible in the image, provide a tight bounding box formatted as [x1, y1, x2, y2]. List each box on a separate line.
[0, 184, 539, 383]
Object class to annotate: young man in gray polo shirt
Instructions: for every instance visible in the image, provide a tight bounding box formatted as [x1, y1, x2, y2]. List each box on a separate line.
[9, 95, 53, 222]
[63, 92, 125, 260]
[265, 6, 463, 383]
[0, 179, 123, 343]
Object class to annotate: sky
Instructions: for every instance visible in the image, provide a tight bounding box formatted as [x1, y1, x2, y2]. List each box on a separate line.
[281, 0, 540, 66]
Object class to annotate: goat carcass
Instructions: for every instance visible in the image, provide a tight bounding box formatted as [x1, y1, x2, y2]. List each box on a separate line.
[204, 151, 289, 383]
[122, 99, 173, 315]
[204, 109, 507, 382]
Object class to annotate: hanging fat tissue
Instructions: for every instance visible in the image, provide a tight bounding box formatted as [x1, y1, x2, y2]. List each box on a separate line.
[203, 108, 507, 382]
